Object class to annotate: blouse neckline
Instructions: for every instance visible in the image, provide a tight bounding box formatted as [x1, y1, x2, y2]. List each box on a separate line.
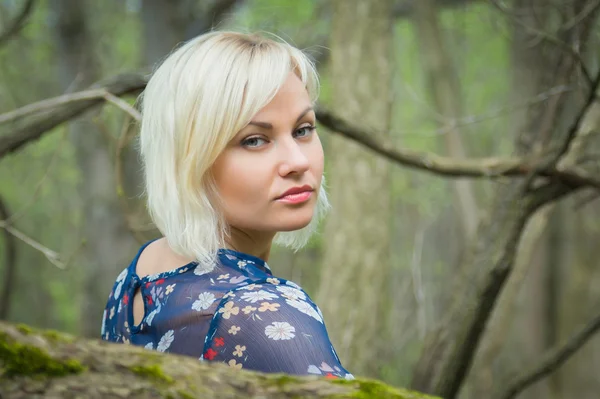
[130, 239, 272, 282]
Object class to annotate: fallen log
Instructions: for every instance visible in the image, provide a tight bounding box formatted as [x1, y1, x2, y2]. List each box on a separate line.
[0, 322, 435, 398]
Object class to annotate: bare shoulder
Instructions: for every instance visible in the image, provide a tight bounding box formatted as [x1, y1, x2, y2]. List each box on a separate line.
[135, 237, 195, 278]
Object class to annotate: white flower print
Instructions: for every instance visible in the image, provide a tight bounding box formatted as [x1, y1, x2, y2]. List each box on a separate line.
[285, 280, 302, 290]
[265, 322, 295, 340]
[229, 276, 247, 284]
[146, 273, 161, 282]
[228, 325, 241, 335]
[316, 304, 324, 320]
[144, 342, 154, 350]
[101, 309, 107, 335]
[193, 265, 210, 276]
[116, 268, 128, 282]
[266, 277, 280, 285]
[241, 290, 278, 303]
[319, 362, 334, 372]
[157, 330, 174, 352]
[146, 304, 161, 326]
[307, 365, 322, 374]
[192, 292, 216, 311]
[165, 284, 176, 295]
[239, 283, 259, 291]
[113, 280, 124, 300]
[286, 299, 323, 323]
[237, 260, 247, 269]
[276, 285, 306, 301]
[217, 273, 230, 280]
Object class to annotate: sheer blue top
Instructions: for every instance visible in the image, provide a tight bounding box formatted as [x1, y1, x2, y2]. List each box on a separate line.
[101, 240, 353, 379]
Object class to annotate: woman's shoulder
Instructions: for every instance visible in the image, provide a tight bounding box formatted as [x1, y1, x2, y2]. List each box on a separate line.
[214, 277, 324, 323]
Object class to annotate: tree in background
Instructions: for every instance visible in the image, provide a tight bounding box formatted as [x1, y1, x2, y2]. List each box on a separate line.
[3, 1, 600, 399]
[316, 0, 394, 378]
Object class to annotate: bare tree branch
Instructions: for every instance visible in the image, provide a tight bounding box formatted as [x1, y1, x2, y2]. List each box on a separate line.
[0, 219, 64, 269]
[0, 73, 146, 158]
[2, 73, 600, 193]
[0, 0, 36, 47]
[0, 194, 17, 320]
[316, 109, 600, 190]
[489, 0, 594, 87]
[496, 308, 600, 399]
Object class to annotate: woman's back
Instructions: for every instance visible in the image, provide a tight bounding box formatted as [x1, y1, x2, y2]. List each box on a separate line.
[102, 239, 353, 379]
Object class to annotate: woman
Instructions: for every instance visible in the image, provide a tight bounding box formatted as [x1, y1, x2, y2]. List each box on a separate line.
[101, 31, 352, 380]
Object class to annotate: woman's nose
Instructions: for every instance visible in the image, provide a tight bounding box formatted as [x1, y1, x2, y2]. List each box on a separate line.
[278, 140, 310, 176]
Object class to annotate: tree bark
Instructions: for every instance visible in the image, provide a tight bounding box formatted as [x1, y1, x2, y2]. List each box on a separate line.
[50, 0, 139, 338]
[413, 0, 479, 241]
[316, 0, 394, 379]
[0, 321, 435, 399]
[410, 2, 600, 397]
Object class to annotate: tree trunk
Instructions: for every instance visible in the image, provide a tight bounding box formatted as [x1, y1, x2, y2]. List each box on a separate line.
[50, 0, 139, 338]
[412, 0, 479, 241]
[316, 0, 394, 379]
[0, 321, 434, 399]
[410, 1, 600, 397]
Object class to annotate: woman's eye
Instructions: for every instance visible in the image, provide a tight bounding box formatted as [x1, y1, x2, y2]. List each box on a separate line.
[241, 136, 268, 148]
[294, 125, 316, 138]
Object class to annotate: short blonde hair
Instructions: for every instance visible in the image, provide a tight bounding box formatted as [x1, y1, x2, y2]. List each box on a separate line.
[139, 31, 330, 272]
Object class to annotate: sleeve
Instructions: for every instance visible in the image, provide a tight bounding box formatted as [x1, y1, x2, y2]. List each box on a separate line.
[202, 282, 354, 379]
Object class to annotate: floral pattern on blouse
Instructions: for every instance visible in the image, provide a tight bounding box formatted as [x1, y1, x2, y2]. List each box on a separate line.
[101, 239, 353, 380]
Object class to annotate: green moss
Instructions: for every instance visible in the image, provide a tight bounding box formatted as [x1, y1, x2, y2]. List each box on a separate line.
[42, 329, 73, 344]
[16, 324, 33, 335]
[176, 390, 196, 399]
[329, 378, 438, 399]
[273, 374, 299, 387]
[129, 364, 174, 385]
[0, 332, 86, 377]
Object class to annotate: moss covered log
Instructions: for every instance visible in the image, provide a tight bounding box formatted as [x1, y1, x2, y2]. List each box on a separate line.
[0, 322, 437, 399]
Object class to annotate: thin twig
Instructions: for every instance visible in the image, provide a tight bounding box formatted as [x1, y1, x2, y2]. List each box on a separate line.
[496, 308, 600, 399]
[489, 0, 593, 86]
[0, 220, 64, 269]
[4, 129, 68, 224]
[102, 92, 141, 121]
[561, 0, 600, 31]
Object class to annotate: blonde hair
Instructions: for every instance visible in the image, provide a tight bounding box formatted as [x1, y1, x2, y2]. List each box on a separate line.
[139, 31, 330, 272]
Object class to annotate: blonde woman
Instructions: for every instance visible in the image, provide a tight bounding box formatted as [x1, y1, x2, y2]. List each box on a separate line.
[101, 31, 352, 379]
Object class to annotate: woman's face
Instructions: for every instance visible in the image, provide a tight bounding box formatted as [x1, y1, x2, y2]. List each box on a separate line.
[211, 72, 324, 237]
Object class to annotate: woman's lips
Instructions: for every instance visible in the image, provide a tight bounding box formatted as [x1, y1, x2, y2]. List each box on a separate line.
[276, 191, 312, 204]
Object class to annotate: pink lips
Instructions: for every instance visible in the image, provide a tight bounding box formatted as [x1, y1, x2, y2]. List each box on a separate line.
[276, 191, 313, 204]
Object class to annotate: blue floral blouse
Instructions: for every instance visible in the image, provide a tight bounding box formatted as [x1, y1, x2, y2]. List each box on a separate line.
[101, 240, 354, 380]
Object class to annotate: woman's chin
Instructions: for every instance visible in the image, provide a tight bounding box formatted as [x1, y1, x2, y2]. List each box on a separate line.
[275, 214, 314, 232]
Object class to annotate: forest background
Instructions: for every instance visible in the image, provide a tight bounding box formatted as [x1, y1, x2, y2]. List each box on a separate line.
[2, 1, 600, 398]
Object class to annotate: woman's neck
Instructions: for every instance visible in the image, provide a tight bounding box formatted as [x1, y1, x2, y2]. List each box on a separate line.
[225, 227, 274, 262]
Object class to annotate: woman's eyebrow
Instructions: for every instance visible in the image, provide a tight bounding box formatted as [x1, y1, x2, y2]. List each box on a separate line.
[247, 106, 314, 129]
